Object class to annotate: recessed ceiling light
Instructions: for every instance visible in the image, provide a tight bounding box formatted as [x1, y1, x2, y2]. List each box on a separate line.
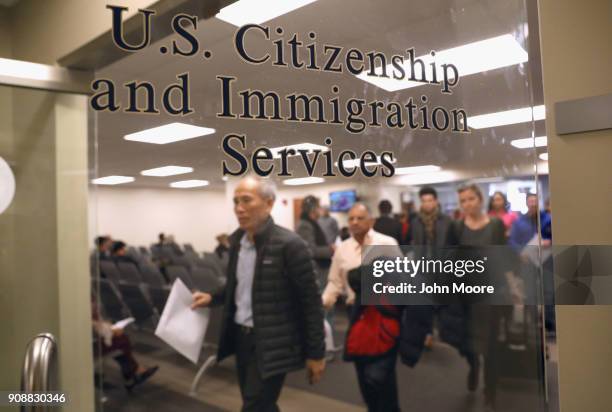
[141, 166, 194, 177]
[124, 122, 215, 145]
[510, 136, 547, 149]
[91, 175, 135, 185]
[539, 153, 549, 161]
[394, 171, 457, 186]
[468, 105, 545, 129]
[170, 180, 210, 188]
[270, 143, 329, 159]
[0, 57, 55, 81]
[395, 165, 441, 175]
[283, 177, 325, 186]
[335, 156, 397, 169]
[216, 0, 318, 26]
[356, 34, 528, 92]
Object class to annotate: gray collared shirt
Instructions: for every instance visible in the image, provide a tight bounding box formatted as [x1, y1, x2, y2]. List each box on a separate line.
[234, 233, 257, 327]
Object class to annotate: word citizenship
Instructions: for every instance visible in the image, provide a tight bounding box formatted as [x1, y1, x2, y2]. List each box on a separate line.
[235, 24, 461, 94]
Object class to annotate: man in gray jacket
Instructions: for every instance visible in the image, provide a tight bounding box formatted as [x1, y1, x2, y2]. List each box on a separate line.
[296, 195, 334, 289]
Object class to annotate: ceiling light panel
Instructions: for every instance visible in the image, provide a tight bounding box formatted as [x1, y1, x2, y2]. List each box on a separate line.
[124, 123, 215, 145]
[269, 143, 329, 159]
[395, 165, 441, 175]
[510, 136, 547, 149]
[141, 166, 194, 177]
[394, 171, 457, 185]
[170, 180, 210, 188]
[336, 156, 397, 169]
[91, 175, 135, 185]
[357, 34, 528, 92]
[283, 177, 325, 186]
[217, 0, 318, 26]
[468, 105, 545, 129]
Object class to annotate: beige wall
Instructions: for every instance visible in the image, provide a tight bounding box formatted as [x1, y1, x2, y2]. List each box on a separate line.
[0, 6, 12, 57]
[8, 0, 156, 64]
[90, 181, 386, 252]
[539, 0, 612, 411]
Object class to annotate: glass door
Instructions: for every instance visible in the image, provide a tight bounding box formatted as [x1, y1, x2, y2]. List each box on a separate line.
[0, 83, 96, 411]
[89, 0, 557, 410]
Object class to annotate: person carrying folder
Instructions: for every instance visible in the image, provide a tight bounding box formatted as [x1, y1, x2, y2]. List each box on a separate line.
[191, 176, 326, 412]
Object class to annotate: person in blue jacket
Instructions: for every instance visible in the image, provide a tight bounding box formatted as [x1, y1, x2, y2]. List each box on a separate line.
[509, 193, 552, 252]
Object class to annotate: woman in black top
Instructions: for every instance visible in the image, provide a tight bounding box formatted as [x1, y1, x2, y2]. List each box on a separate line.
[445, 184, 509, 412]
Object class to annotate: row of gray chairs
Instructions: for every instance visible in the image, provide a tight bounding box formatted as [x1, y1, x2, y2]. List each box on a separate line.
[97, 257, 224, 325]
[97, 260, 160, 325]
[148, 242, 228, 277]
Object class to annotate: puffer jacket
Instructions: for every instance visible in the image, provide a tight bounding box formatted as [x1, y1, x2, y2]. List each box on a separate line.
[212, 217, 325, 378]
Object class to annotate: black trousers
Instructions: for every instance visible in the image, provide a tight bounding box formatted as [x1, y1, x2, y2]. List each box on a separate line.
[234, 324, 286, 412]
[354, 349, 400, 412]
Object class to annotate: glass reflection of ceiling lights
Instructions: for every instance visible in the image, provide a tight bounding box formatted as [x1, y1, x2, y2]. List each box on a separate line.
[539, 153, 549, 161]
[510, 136, 547, 149]
[170, 180, 209, 188]
[124, 123, 215, 144]
[92, 175, 135, 185]
[217, 0, 318, 26]
[140, 166, 194, 177]
[335, 156, 397, 169]
[393, 171, 457, 186]
[395, 165, 441, 175]
[283, 177, 325, 186]
[356, 34, 528, 92]
[469, 105, 545, 129]
[270, 143, 329, 158]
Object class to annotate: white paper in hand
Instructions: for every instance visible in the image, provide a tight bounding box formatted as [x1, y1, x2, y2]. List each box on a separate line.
[155, 278, 209, 363]
[324, 319, 334, 351]
[112, 317, 135, 330]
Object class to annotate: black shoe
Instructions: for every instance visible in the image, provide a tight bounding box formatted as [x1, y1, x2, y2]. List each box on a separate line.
[467, 357, 480, 392]
[125, 366, 159, 391]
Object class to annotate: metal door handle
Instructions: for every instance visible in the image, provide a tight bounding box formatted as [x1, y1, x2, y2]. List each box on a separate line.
[20, 333, 57, 412]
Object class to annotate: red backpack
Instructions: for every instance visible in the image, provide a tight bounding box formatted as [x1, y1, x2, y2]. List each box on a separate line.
[346, 306, 400, 357]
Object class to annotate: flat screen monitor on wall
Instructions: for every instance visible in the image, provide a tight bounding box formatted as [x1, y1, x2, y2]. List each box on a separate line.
[329, 190, 357, 212]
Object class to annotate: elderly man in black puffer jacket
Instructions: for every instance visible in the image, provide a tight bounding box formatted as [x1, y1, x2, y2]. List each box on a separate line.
[192, 176, 326, 412]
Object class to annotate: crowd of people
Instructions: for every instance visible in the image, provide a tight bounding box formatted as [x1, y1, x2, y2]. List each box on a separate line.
[189, 176, 553, 412]
[92, 175, 552, 411]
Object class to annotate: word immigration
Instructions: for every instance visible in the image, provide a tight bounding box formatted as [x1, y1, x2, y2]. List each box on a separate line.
[218, 76, 469, 135]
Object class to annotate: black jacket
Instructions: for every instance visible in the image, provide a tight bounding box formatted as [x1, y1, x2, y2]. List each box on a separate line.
[373, 216, 403, 245]
[409, 212, 453, 247]
[212, 218, 325, 378]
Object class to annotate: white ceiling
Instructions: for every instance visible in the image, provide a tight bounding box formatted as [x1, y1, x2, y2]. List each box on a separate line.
[93, 0, 546, 190]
